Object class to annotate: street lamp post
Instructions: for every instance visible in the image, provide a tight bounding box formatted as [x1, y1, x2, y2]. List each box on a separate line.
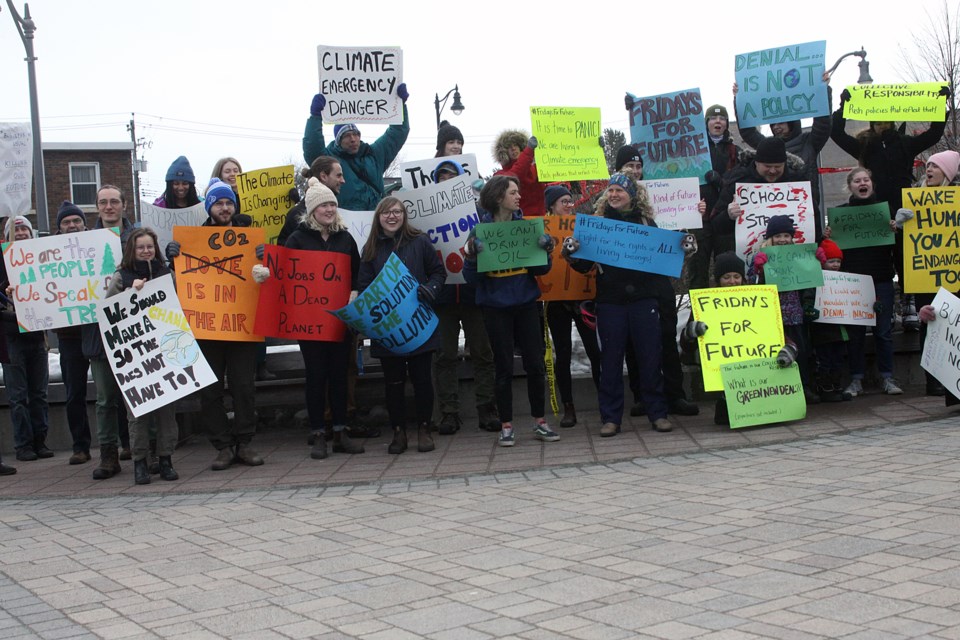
[4, 1, 48, 234]
[434, 85, 465, 129]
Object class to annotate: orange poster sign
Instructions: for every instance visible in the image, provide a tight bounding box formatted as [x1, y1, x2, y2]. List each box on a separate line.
[537, 215, 595, 301]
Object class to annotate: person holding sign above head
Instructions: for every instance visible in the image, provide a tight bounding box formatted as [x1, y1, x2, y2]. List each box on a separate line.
[302, 85, 410, 212]
[154, 156, 201, 210]
[463, 176, 556, 446]
[493, 130, 545, 217]
[358, 197, 446, 454]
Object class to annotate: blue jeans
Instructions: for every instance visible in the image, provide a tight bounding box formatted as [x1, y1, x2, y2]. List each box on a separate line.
[59, 335, 91, 454]
[2, 336, 49, 450]
[847, 280, 894, 379]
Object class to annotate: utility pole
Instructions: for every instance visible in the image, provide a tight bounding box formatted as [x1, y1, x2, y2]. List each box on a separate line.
[127, 114, 140, 221]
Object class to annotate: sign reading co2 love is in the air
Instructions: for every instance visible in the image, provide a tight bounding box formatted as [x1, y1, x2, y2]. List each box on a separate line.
[317, 45, 403, 124]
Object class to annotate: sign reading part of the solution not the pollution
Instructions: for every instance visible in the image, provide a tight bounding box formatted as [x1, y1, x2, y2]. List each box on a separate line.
[721, 358, 806, 429]
[843, 82, 948, 122]
[627, 88, 711, 185]
[901, 186, 960, 294]
[97, 274, 217, 417]
[734, 40, 829, 128]
[2, 228, 122, 331]
[316, 45, 403, 124]
[530, 106, 609, 182]
[235, 165, 296, 245]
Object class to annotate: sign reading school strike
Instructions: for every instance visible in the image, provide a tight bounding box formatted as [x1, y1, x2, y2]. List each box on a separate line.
[530, 106, 609, 181]
[734, 40, 829, 128]
[235, 165, 295, 245]
[332, 254, 437, 355]
[721, 359, 806, 429]
[402, 175, 478, 284]
[814, 271, 877, 327]
[97, 275, 217, 418]
[0, 122, 32, 217]
[689, 285, 784, 392]
[476, 218, 547, 273]
[627, 88, 711, 184]
[317, 45, 403, 125]
[902, 187, 960, 293]
[399, 154, 479, 190]
[173, 226, 265, 341]
[921, 288, 960, 395]
[254, 246, 351, 341]
[3, 228, 121, 331]
[140, 201, 207, 254]
[826, 202, 894, 250]
[642, 178, 702, 231]
[761, 244, 824, 291]
[734, 181, 814, 260]
[537, 215, 595, 302]
[843, 82, 948, 122]
[572, 213, 684, 278]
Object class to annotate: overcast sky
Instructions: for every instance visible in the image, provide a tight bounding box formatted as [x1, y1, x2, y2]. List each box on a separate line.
[0, 0, 949, 200]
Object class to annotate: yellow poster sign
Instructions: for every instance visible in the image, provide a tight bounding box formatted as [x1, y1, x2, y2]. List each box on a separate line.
[537, 215, 595, 301]
[842, 83, 948, 122]
[530, 106, 609, 181]
[902, 186, 960, 293]
[689, 285, 784, 391]
[235, 165, 296, 244]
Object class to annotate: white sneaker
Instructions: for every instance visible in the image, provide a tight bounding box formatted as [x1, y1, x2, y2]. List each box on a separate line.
[882, 378, 903, 395]
[844, 379, 863, 397]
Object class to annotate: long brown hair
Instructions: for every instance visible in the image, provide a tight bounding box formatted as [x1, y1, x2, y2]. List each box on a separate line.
[361, 197, 423, 262]
[119, 228, 161, 271]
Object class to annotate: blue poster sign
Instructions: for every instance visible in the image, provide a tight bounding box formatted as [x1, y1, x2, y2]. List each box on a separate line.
[627, 87, 711, 185]
[734, 40, 829, 128]
[572, 213, 684, 277]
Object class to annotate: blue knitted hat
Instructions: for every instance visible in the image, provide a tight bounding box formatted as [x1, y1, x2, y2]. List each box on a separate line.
[165, 156, 195, 183]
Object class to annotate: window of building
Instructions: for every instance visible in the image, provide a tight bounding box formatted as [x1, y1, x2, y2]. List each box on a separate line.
[69, 162, 100, 206]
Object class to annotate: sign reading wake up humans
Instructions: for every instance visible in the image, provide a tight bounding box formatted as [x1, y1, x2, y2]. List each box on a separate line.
[530, 106, 608, 181]
[317, 45, 403, 124]
[627, 88, 711, 184]
[901, 187, 960, 293]
[734, 40, 828, 128]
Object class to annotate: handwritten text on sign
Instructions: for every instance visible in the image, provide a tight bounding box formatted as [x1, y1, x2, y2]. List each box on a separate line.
[0, 122, 32, 217]
[762, 243, 824, 291]
[627, 88, 711, 184]
[317, 45, 403, 124]
[97, 274, 217, 417]
[537, 215, 595, 301]
[572, 213, 684, 277]
[475, 218, 546, 273]
[332, 254, 437, 355]
[2, 228, 122, 331]
[642, 178, 702, 230]
[399, 154, 479, 190]
[140, 201, 207, 254]
[843, 83, 948, 122]
[254, 246, 351, 341]
[734, 181, 814, 260]
[530, 106, 609, 181]
[734, 40, 828, 128]
[236, 165, 296, 245]
[921, 288, 960, 395]
[721, 359, 806, 429]
[173, 226, 265, 342]
[901, 187, 960, 293]
[402, 175, 478, 284]
[826, 202, 893, 250]
[814, 270, 877, 326]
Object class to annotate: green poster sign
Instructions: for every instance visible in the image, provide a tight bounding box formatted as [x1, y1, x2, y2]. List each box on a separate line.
[720, 359, 806, 428]
[763, 243, 824, 291]
[827, 203, 894, 250]
[476, 218, 547, 273]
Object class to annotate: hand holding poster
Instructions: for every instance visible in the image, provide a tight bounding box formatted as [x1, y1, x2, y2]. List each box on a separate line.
[572, 213, 685, 277]
[721, 359, 806, 429]
[97, 274, 217, 417]
[642, 178, 702, 230]
[332, 254, 437, 354]
[399, 154, 479, 190]
[2, 228, 122, 331]
[235, 165, 296, 245]
[814, 271, 877, 326]
[901, 187, 960, 293]
[530, 106, 609, 181]
[761, 244, 824, 291]
[0, 123, 32, 217]
[921, 287, 960, 395]
[317, 45, 403, 124]
[843, 83, 948, 122]
[402, 175, 478, 283]
[140, 201, 207, 254]
[537, 215, 595, 301]
[476, 218, 547, 273]
[627, 88, 711, 184]
[734, 181, 814, 260]
[254, 246, 351, 341]
[734, 41, 828, 128]
[827, 203, 894, 250]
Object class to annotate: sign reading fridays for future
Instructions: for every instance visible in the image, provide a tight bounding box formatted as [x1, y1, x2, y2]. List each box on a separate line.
[627, 88, 711, 185]
[317, 45, 403, 124]
[572, 213, 685, 278]
[734, 40, 829, 128]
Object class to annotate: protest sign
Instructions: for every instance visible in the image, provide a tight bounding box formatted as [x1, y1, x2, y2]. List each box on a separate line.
[627, 88, 710, 184]
[536, 215, 595, 301]
[254, 246, 351, 341]
[140, 201, 207, 254]
[3, 228, 121, 331]
[332, 253, 437, 354]
[97, 274, 217, 417]
[734, 181, 814, 260]
[689, 285, 784, 392]
[572, 213, 684, 277]
[476, 218, 547, 273]
[642, 178, 702, 230]
[734, 40, 828, 128]
[827, 203, 894, 250]
[814, 271, 876, 326]
[721, 359, 806, 429]
[402, 175, 478, 283]
[399, 154, 480, 190]
[530, 106, 609, 181]
[920, 288, 960, 395]
[901, 187, 960, 293]
[843, 83, 948, 122]
[762, 243, 824, 291]
[316, 45, 403, 124]
[0, 123, 32, 217]
[172, 226, 265, 341]
[340, 209, 374, 252]
[235, 165, 296, 245]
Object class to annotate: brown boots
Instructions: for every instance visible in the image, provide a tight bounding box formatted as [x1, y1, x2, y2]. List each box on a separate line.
[92, 445, 121, 480]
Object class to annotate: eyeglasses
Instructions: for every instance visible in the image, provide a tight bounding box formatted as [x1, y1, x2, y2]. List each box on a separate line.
[380, 209, 404, 218]
[97, 199, 122, 207]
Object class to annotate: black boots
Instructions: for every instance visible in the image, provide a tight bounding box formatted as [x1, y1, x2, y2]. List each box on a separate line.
[388, 426, 408, 454]
[92, 444, 121, 480]
[310, 431, 328, 459]
[134, 458, 151, 485]
[417, 422, 435, 452]
[34, 436, 54, 459]
[158, 456, 178, 481]
[560, 403, 577, 428]
[333, 430, 364, 454]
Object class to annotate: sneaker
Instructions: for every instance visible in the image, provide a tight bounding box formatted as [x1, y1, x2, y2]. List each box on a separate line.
[844, 379, 863, 398]
[600, 422, 620, 437]
[533, 422, 560, 442]
[882, 378, 903, 395]
[652, 418, 674, 433]
[68, 451, 91, 465]
[498, 427, 515, 447]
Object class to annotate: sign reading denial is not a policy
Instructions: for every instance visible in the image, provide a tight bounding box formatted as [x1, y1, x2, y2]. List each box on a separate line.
[317, 46, 403, 124]
[734, 40, 829, 128]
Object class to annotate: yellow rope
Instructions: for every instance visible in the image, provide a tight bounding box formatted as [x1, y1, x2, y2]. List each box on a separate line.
[543, 303, 560, 416]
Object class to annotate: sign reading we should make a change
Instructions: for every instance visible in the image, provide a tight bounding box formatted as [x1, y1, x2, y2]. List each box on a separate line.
[317, 45, 403, 124]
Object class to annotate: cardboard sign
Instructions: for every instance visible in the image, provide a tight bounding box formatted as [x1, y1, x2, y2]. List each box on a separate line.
[332, 253, 437, 354]
[97, 274, 217, 417]
[399, 153, 480, 190]
[572, 213, 684, 277]
[734, 181, 814, 260]
[340, 209, 374, 253]
[401, 175, 478, 284]
[921, 287, 960, 395]
[172, 226, 265, 341]
[689, 285, 784, 392]
[530, 106, 609, 181]
[537, 215, 595, 301]
[762, 244, 824, 291]
[721, 359, 806, 428]
[734, 40, 829, 128]
[316, 45, 403, 124]
[476, 218, 547, 273]
[235, 165, 296, 245]
[627, 88, 711, 184]
[827, 203, 894, 249]
[843, 83, 948, 122]
[2, 228, 122, 331]
[902, 187, 960, 293]
[642, 178, 702, 230]
[814, 271, 877, 326]
[140, 201, 207, 254]
[0, 123, 32, 217]
[254, 246, 352, 341]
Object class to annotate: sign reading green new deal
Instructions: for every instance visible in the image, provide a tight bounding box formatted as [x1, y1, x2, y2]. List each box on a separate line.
[572, 213, 685, 277]
[476, 218, 547, 272]
[734, 40, 828, 128]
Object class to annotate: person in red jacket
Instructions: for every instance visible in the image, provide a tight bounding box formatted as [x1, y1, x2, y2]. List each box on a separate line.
[493, 130, 545, 216]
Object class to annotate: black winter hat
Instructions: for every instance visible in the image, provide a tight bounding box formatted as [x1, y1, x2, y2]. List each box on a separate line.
[436, 121, 464, 153]
[713, 251, 745, 279]
[705, 104, 729, 120]
[764, 214, 796, 238]
[544, 185, 573, 211]
[56, 200, 85, 227]
[754, 137, 786, 164]
[615, 145, 643, 171]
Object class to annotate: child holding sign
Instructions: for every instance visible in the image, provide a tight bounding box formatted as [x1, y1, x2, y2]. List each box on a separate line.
[810, 239, 853, 402]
